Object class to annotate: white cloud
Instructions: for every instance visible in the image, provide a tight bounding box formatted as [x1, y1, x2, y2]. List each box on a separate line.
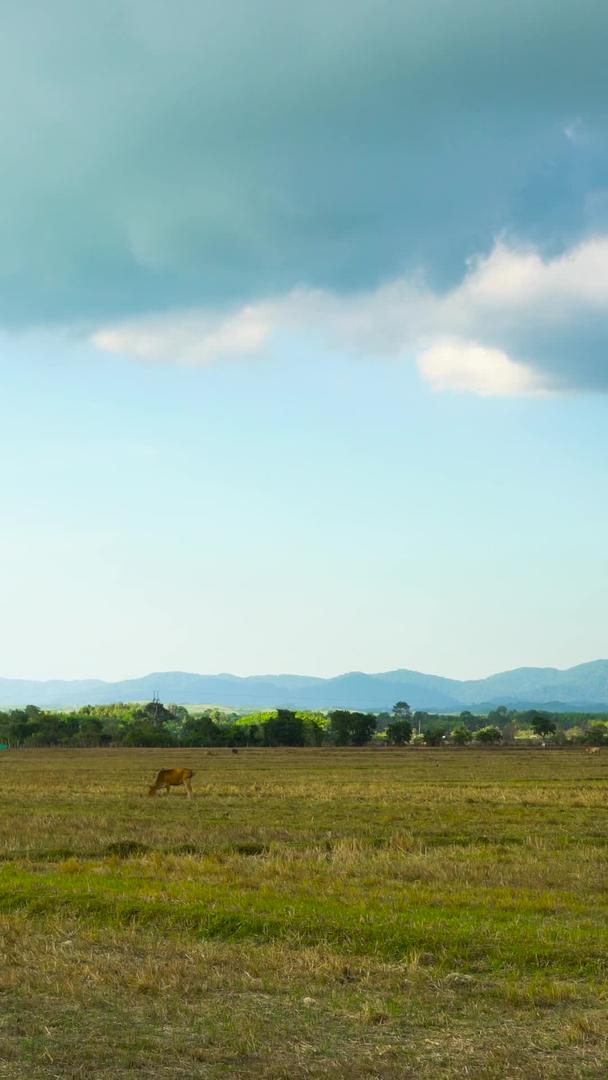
[92, 234, 608, 396]
[92, 305, 272, 366]
[417, 341, 548, 397]
[454, 236, 608, 310]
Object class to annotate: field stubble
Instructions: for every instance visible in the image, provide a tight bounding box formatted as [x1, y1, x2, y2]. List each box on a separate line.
[0, 747, 606, 1078]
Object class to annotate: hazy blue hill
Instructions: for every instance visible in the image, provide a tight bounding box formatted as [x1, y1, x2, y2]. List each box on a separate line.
[458, 660, 608, 707]
[457, 667, 564, 704]
[0, 678, 107, 708]
[551, 659, 608, 701]
[288, 671, 461, 710]
[1, 661, 608, 709]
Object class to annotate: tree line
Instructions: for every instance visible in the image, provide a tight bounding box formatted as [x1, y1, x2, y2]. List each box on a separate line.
[0, 699, 607, 748]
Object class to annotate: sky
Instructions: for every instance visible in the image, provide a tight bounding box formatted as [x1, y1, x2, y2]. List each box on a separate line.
[1, 0, 608, 682]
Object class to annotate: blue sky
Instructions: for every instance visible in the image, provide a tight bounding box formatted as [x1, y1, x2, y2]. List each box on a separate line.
[1, 1, 608, 680]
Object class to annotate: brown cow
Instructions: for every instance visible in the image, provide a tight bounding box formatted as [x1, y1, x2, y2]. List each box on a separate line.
[148, 768, 195, 797]
[585, 746, 600, 755]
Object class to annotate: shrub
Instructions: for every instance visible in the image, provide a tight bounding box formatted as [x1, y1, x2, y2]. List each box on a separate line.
[451, 725, 472, 746]
[473, 725, 502, 745]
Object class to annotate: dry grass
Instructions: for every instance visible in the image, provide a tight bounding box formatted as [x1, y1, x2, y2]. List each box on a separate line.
[0, 747, 606, 1077]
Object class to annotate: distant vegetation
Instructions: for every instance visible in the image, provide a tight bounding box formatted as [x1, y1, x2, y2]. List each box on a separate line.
[1, 699, 607, 748]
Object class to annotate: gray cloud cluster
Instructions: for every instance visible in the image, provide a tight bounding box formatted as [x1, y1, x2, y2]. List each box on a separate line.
[3, 1, 608, 388]
[93, 236, 608, 394]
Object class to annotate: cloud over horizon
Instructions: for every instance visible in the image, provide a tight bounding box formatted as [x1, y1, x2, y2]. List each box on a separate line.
[3, 1, 608, 392]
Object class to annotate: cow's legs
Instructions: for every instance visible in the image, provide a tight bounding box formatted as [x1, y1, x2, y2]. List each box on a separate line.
[185, 778, 193, 798]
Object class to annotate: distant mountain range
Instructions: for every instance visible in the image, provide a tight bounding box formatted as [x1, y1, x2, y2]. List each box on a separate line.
[2, 661, 608, 711]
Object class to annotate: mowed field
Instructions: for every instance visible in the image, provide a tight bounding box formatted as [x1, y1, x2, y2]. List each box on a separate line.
[0, 748, 607, 1079]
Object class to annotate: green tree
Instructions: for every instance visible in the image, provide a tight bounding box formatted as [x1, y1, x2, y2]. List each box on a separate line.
[386, 719, 413, 745]
[423, 726, 445, 747]
[392, 701, 411, 718]
[329, 711, 376, 746]
[297, 712, 327, 746]
[375, 712, 392, 732]
[350, 712, 377, 745]
[58, 713, 79, 743]
[583, 722, 608, 747]
[487, 705, 511, 728]
[530, 714, 557, 738]
[181, 714, 221, 746]
[328, 711, 353, 746]
[0, 711, 10, 744]
[27, 712, 62, 746]
[121, 720, 177, 747]
[412, 710, 429, 735]
[238, 722, 262, 746]
[167, 704, 189, 722]
[263, 710, 306, 746]
[138, 700, 174, 729]
[8, 710, 35, 746]
[78, 715, 104, 746]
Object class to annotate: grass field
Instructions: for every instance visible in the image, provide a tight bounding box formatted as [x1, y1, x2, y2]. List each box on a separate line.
[0, 747, 606, 1079]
